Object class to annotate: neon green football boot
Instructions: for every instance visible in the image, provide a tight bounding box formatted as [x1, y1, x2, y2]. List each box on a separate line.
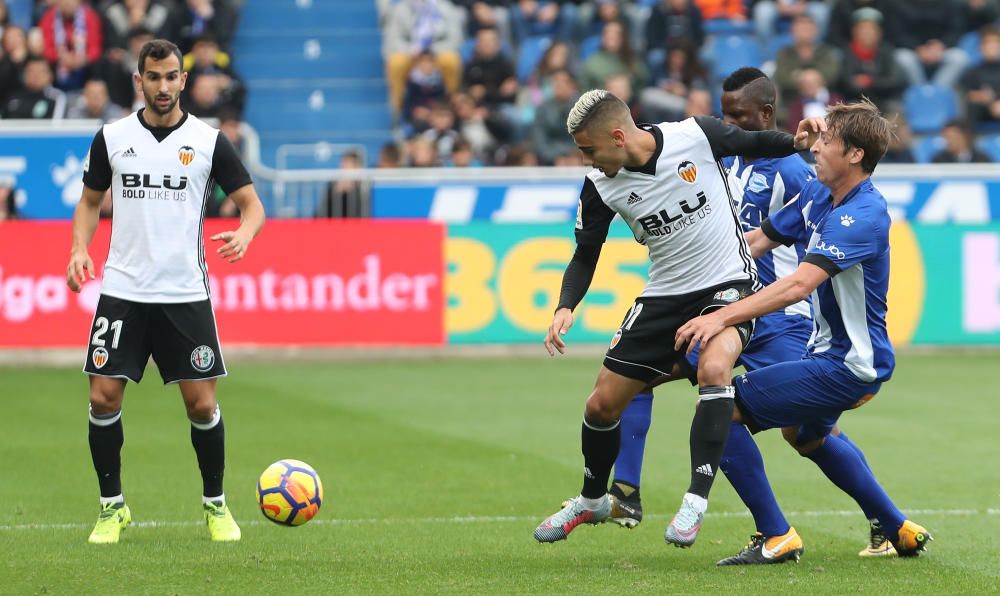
[88, 501, 132, 544]
[204, 500, 241, 542]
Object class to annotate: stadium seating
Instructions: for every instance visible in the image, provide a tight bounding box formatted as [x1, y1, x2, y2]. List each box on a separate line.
[960, 31, 982, 66]
[233, 0, 392, 168]
[912, 135, 946, 164]
[904, 84, 959, 135]
[517, 36, 553, 83]
[579, 35, 602, 61]
[709, 34, 762, 82]
[977, 134, 1000, 162]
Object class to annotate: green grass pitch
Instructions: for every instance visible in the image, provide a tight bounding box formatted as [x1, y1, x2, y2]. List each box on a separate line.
[2, 352, 998, 594]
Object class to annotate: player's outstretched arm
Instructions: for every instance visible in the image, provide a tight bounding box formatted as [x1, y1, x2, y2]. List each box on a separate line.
[67, 186, 106, 292]
[210, 184, 265, 263]
[744, 228, 781, 259]
[674, 262, 829, 353]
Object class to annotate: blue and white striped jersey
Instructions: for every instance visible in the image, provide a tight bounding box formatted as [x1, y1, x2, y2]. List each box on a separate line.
[763, 178, 895, 382]
[722, 154, 814, 317]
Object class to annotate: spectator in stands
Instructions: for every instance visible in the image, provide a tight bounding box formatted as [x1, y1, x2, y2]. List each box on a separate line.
[408, 136, 441, 167]
[684, 86, 714, 117]
[774, 14, 840, 113]
[502, 142, 539, 165]
[640, 39, 708, 122]
[318, 151, 369, 218]
[519, 40, 573, 108]
[891, 0, 969, 89]
[645, 0, 704, 78]
[383, 0, 463, 118]
[837, 7, 904, 113]
[0, 25, 28, 105]
[102, 0, 177, 49]
[2, 55, 66, 119]
[403, 50, 447, 126]
[530, 68, 577, 164]
[39, 0, 103, 92]
[450, 137, 481, 166]
[961, 25, 1000, 129]
[218, 107, 245, 157]
[692, 0, 747, 22]
[377, 142, 403, 168]
[963, 0, 999, 34]
[0, 0, 10, 37]
[0, 177, 17, 222]
[93, 26, 152, 109]
[881, 114, 916, 163]
[183, 33, 244, 115]
[604, 72, 658, 124]
[66, 77, 122, 121]
[453, 0, 513, 46]
[420, 101, 461, 162]
[464, 26, 518, 107]
[177, 0, 236, 53]
[932, 119, 994, 162]
[451, 91, 500, 159]
[579, 20, 648, 93]
[785, 67, 843, 132]
[510, 0, 560, 44]
[825, 0, 889, 48]
[184, 72, 226, 118]
[753, 0, 829, 44]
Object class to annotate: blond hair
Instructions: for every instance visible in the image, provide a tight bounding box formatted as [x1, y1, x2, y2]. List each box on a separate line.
[566, 89, 630, 135]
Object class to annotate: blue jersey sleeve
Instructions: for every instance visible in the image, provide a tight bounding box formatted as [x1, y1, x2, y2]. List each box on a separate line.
[761, 192, 806, 246]
[803, 207, 883, 277]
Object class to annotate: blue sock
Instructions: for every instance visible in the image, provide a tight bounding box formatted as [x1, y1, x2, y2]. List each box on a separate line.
[804, 434, 905, 538]
[612, 392, 653, 488]
[720, 422, 790, 536]
[836, 431, 872, 473]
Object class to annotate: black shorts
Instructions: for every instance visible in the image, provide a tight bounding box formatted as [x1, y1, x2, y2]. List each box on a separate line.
[83, 294, 227, 384]
[602, 280, 756, 383]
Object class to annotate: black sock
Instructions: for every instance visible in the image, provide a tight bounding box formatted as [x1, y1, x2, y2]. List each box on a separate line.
[687, 386, 735, 498]
[580, 417, 620, 499]
[190, 409, 225, 498]
[88, 409, 124, 498]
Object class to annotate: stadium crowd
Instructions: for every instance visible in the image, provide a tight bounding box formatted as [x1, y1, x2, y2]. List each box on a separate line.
[378, 0, 1000, 167]
[0, 0, 245, 218]
[0, 0, 244, 123]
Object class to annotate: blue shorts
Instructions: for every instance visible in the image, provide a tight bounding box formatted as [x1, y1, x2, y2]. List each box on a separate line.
[682, 312, 812, 379]
[733, 353, 882, 441]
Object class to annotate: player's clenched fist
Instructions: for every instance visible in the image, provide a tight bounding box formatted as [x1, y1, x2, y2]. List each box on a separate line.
[66, 249, 95, 292]
[544, 307, 575, 356]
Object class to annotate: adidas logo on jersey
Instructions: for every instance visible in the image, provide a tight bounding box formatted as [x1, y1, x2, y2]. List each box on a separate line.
[123, 147, 137, 157]
[695, 464, 714, 477]
[627, 192, 643, 205]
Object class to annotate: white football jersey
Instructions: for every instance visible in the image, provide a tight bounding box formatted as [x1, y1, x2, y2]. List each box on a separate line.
[83, 110, 251, 303]
[577, 118, 797, 297]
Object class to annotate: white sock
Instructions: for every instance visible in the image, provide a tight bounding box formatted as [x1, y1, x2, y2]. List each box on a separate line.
[203, 494, 225, 505]
[683, 492, 708, 513]
[579, 494, 608, 509]
[100, 494, 124, 506]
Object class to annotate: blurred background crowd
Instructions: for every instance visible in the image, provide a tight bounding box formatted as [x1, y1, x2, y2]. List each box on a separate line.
[2, 0, 1000, 220]
[376, 0, 1000, 168]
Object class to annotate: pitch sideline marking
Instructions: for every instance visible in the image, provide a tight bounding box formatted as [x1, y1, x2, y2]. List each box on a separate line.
[1, 508, 996, 532]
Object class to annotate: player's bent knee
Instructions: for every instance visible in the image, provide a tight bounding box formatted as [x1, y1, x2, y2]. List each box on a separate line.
[88, 378, 124, 414]
[584, 392, 624, 425]
[696, 357, 734, 386]
[781, 427, 825, 454]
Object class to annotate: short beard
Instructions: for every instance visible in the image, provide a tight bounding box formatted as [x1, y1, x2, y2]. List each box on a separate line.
[144, 91, 177, 116]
